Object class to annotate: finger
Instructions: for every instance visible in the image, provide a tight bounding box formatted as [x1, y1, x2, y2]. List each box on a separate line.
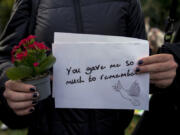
[7, 100, 37, 111]
[50, 75, 53, 81]
[5, 80, 36, 93]
[150, 79, 173, 88]
[136, 61, 177, 73]
[15, 107, 35, 116]
[138, 54, 174, 65]
[4, 89, 39, 102]
[150, 70, 176, 80]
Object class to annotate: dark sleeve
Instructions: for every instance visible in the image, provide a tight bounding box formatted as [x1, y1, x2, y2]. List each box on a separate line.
[158, 42, 180, 92]
[149, 41, 180, 95]
[0, 0, 33, 129]
[127, 0, 146, 39]
[0, 0, 31, 86]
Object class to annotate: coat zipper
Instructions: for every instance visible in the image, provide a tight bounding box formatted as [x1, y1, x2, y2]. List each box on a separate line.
[73, 0, 84, 33]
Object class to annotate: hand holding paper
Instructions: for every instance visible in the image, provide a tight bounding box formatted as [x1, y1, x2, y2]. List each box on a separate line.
[53, 33, 150, 110]
[136, 54, 178, 88]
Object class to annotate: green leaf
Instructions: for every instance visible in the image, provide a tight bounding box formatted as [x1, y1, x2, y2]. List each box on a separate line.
[38, 53, 47, 63]
[6, 65, 33, 80]
[36, 55, 56, 74]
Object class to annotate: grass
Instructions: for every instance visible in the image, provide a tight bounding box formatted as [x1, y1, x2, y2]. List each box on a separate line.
[0, 115, 140, 135]
[0, 121, 27, 135]
[125, 115, 140, 135]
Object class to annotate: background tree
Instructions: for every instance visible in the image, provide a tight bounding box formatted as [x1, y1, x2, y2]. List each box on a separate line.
[0, 0, 14, 34]
[141, 0, 180, 30]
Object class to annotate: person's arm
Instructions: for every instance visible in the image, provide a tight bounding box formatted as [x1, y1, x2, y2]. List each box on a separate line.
[157, 42, 180, 91]
[138, 39, 180, 92]
[0, 0, 33, 129]
[0, 0, 31, 89]
[127, 0, 146, 39]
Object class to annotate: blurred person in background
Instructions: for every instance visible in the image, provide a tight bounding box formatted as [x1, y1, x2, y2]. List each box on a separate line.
[148, 28, 164, 54]
[144, 17, 150, 33]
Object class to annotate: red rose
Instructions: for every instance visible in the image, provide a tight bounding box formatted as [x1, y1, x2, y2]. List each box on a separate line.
[11, 45, 19, 55]
[28, 43, 36, 49]
[16, 53, 24, 60]
[15, 50, 28, 61]
[27, 35, 36, 41]
[34, 42, 50, 50]
[19, 38, 28, 46]
[11, 35, 51, 64]
[33, 62, 39, 67]
[11, 56, 15, 63]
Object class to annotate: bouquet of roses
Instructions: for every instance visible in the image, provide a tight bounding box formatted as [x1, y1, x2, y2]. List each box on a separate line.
[6, 35, 56, 80]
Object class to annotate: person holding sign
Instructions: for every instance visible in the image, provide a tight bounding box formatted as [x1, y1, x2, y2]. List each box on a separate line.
[0, 0, 177, 135]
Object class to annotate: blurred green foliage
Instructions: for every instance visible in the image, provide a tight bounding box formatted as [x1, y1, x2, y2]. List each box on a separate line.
[141, 0, 180, 30]
[0, 121, 28, 135]
[0, 0, 14, 33]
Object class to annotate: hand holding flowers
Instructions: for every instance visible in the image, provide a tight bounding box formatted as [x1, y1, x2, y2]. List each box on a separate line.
[3, 35, 56, 116]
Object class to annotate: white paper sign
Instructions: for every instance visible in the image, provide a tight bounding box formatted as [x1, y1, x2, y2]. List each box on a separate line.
[53, 33, 149, 110]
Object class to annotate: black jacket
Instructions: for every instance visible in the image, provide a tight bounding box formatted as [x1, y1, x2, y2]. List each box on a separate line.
[0, 0, 146, 135]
